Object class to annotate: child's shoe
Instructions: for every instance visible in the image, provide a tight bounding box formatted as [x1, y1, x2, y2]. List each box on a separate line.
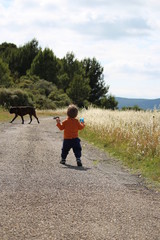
[77, 158, 82, 167]
[60, 159, 66, 165]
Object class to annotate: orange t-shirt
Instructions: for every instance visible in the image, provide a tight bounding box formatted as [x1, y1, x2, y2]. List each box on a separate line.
[56, 117, 85, 139]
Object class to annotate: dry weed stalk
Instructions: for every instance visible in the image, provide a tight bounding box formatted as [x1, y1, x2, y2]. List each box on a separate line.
[81, 107, 160, 157]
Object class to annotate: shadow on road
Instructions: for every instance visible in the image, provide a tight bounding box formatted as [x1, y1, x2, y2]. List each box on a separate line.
[62, 163, 91, 171]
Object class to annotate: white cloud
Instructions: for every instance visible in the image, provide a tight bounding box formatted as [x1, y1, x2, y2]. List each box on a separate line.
[0, 0, 160, 98]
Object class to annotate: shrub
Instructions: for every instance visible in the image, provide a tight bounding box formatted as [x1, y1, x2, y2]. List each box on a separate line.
[34, 79, 57, 96]
[0, 88, 33, 108]
[34, 95, 56, 109]
[48, 92, 71, 107]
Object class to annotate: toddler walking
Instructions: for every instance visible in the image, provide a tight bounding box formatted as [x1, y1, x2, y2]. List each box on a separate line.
[55, 104, 85, 166]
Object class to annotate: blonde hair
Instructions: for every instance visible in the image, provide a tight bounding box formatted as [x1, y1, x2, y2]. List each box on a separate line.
[67, 104, 78, 118]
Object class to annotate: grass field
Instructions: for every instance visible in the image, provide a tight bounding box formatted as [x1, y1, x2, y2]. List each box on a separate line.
[79, 107, 160, 185]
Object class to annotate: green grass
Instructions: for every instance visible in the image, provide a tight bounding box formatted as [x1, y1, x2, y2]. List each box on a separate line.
[79, 126, 160, 187]
[0, 108, 10, 122]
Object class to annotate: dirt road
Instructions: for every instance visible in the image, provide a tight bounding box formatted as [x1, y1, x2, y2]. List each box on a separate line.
[0, 117, 159, 240]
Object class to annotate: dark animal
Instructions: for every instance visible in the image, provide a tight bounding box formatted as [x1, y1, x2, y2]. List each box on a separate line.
[53, 116, 59, 119]
[10, 106, 40, 124]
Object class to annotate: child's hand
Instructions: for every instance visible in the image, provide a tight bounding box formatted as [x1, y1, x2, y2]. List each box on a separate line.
[80, 118, 84, 123]
[56, 117, 60, 123]
[53, 116, 60, 123]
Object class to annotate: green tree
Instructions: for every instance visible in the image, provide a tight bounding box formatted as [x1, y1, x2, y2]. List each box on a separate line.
[67, 74, 91, 107]
[100, 95, 118, 110]
[58, 52, 83, 91]
[0, 58, 13, 87]
[62, 52, 79, 79]
[0, 42, 18, 77]
[57, 73, 70, 91]
[17, 38, 39, 76]
[82, 57, 109, 106]
[0, 42, 17, 64]
[30, 48, 58, 84]
[0, 39, 39, 77]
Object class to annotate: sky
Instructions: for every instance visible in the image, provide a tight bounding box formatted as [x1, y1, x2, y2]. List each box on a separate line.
[0, 0, 160, 99]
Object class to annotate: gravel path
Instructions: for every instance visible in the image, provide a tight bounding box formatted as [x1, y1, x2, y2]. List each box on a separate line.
[0, 117, 160, 240]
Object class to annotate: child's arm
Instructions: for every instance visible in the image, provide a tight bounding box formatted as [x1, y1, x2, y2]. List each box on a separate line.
[55, 117, 60, 124]
[78, 120, 85, 130]
[56, 118, 65, 130]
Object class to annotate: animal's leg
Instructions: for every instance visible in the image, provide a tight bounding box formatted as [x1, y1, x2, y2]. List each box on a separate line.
[10, 114, 18, 123]
[29, 115, 32, 124]
[20, 116, 24, 124]
[33, 113, 40, 124]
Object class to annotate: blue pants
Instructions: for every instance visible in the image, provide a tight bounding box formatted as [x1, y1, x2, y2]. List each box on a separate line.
[61, 138, 82, 160]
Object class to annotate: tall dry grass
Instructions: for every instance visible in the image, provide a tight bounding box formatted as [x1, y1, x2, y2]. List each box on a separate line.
[80, 107, 160, 157]
[37, 108, 67, 117]
[79, 107, 160, 182]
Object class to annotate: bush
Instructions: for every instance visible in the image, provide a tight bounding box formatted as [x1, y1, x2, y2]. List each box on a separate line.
[0, 88, 33, 108]
[34, 79, 57, 96]
[34, 95, 56, 109]
[18, 79, 33, 89]
[121, 105, 142, 111]
[48, 92, 71, 107]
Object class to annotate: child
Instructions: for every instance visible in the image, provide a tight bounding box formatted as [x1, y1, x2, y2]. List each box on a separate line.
[55, 104, 85, 167]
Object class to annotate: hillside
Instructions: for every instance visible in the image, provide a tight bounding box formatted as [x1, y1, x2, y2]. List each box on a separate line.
[116, 97, 160, 110]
